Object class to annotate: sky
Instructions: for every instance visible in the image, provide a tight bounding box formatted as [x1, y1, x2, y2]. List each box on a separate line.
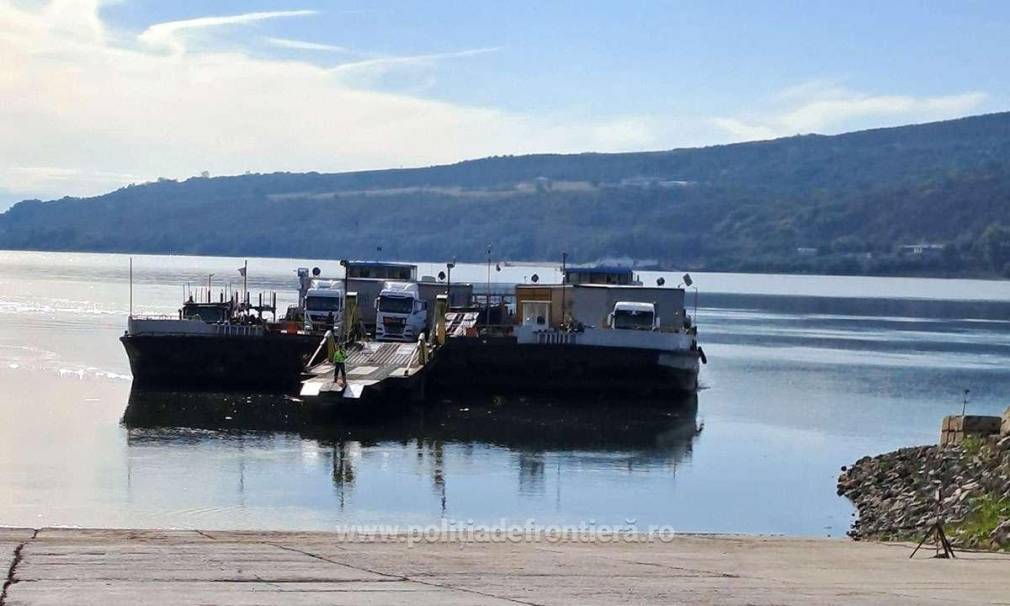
[1, 0, 1008, 207]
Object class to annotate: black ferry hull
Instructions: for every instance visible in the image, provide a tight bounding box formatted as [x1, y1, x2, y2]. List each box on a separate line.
[121, 333, 320, 392]
[430, 336, 700, 397]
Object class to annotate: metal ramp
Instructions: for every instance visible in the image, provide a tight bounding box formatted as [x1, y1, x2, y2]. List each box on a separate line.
[300, 341, 424, 400]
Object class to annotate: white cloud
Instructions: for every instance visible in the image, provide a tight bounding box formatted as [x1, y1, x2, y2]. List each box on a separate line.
[709, 119, 778, 142]
[0, 1, 663, 199]
[42, 0, 107, 42]
[139, 10, 317, 54]
[262, 40, 502, 87]
[714, 81, 987, 141]
[771, 78, 849, 103]
[779, 92, 986, 133]
[329, 47, 501, 76]
[264, 37, 352, 53]
[8, 166, 142, 192]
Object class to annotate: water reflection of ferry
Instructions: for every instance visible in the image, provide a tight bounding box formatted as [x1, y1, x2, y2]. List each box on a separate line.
[316, 397, 702, 507]
[123, 388, 701, 449]
[309, 395, 701, 454]
[124, 391, 702, 509]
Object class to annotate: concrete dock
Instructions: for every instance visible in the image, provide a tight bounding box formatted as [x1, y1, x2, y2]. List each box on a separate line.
[2, 528, 1009, 605]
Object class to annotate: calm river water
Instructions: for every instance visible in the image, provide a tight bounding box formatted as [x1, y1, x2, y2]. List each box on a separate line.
[2, 251, 1009, 535]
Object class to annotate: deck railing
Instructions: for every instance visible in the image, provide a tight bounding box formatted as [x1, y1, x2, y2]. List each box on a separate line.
[211, 324, 264, 337]
[405, 333, 428, 375]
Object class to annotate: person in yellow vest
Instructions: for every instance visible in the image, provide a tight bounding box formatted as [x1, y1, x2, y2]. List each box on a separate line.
[332, 341, 348, 386]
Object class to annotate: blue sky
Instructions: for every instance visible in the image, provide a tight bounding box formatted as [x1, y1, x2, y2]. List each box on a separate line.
[1, 0, 1007, 206]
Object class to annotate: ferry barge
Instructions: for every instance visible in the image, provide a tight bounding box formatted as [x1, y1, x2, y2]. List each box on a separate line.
[121, 262, 705, 400]
[121, 297, 320, 391]
[120, 261, 444, 392]
[430, 267, 705, 396]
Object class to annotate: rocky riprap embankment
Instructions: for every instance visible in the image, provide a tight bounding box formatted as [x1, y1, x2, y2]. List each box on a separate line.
[838, 436, 1010, 549]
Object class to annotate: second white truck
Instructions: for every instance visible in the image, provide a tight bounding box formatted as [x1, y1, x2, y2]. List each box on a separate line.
[375, 281, 428, 341]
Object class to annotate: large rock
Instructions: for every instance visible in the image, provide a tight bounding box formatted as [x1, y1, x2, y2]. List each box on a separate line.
[990, 519, 1010, 547]
[843, 437, 1010, 548]
[1002, 406, 1010, 437]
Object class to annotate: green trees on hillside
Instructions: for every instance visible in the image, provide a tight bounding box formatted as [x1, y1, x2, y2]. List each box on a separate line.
[978, 224, 1010, 276]
[3, 111, 1010, 277]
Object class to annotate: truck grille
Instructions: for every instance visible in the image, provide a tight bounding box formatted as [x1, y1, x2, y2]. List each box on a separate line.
[383, 323, 405, 335]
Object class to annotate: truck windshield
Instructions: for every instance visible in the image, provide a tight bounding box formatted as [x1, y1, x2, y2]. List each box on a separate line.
[613, 309, 653, 330]
[305, 296, 342, 312]
[379, 296, 413, 314]
[183, 304, 229, 323]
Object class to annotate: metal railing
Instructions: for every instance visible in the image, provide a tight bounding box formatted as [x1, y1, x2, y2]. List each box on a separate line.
[211, 324, 264, 337]
[305, 331, 333, 370]
[405, 333, 427, 375]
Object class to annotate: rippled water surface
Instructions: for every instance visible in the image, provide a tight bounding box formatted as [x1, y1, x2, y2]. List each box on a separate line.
[2, 251, 1010, 534]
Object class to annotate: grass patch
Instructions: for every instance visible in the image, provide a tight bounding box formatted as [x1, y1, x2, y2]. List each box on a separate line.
[960, 436, 986, 457]
[948, 494, 1010, 548]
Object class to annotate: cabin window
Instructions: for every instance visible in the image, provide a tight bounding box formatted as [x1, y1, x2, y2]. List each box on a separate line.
[521, 301, 551, 326]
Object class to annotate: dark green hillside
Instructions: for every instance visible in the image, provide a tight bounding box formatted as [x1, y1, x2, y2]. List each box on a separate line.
[3, 111, 1010, 275]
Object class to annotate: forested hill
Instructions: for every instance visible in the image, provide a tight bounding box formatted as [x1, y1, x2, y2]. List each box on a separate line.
[3, 111, 1010, 276]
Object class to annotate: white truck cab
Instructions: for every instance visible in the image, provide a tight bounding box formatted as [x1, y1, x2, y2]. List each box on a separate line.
[608, 301, 660, 331]
[304, 279, 344, 332]
[375, 281, 427, 341]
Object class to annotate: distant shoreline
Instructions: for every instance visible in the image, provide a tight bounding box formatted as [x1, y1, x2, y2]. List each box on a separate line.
[1, 245, 1006, 282]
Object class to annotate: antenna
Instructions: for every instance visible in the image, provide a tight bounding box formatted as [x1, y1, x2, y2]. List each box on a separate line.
[129, 257, 133, 318]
